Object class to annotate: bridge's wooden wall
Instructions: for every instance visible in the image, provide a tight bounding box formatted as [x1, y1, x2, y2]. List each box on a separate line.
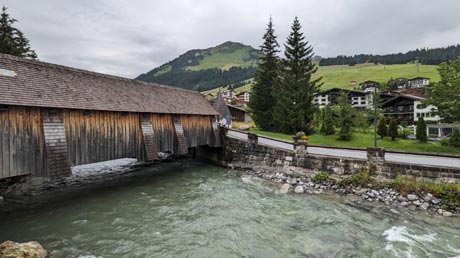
[0, 107, 217, 179]
[0, 106, 47, 178]
[63, 110, 145, 166]
[180, 115, 214, 147]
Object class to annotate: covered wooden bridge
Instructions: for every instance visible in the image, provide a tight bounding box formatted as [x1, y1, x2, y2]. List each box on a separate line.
[0, 54, 220, 179]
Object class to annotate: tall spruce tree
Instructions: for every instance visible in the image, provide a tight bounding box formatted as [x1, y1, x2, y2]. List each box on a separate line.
[249, 17, 279, 130]
[377, 117, 388, 139]
[273, 17, 322, 134]
[388, 117, 398, 141]
[337, 92, 353, 140]
[0, 6, 37, 58]
[416, 117, 427, 143]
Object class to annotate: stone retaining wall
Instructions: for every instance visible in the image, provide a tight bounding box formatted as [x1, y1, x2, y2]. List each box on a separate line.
[221, 135, 460, 183]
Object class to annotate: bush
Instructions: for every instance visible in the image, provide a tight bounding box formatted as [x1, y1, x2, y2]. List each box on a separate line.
[312, 172, 330, 183]
[388, 117, 398, 141]
[400, 128, 412, 139]
[377, 117, 387, 139]
[439, 138, 450, 146]
[388, 177, 460, 205]
[416, 117, 427, 143]
[449, 128, 460, 147]
[337, 168, 378, 187]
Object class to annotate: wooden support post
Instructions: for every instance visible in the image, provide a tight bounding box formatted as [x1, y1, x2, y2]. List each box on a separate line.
[173, 116, 188, 154]
[140, 114, 158, 161]
[42, 110, 72, 178]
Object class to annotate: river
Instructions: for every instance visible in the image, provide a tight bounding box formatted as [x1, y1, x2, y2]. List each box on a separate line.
[0, 162, 459, 258]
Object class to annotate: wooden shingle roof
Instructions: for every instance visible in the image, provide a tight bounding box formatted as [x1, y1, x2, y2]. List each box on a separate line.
[0, 54, 218, 115]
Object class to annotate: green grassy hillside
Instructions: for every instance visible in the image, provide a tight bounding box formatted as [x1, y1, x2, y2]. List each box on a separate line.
[136, 42, 261, 91]
[313, 63, 440, 90]
[203, 63, 440, 94]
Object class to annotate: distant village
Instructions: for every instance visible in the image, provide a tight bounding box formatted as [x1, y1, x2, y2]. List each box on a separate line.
[202, 76, 460, 140]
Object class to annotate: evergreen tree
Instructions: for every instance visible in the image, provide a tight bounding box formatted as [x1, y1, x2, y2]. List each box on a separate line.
[416, 117, 427, 143]
[449, 128, 460, 147]
[273, 17, 322, 134]
[377, 117, 388, 139]
[426, 58, 460, 123]
[337, 92, 353, 140]
[388, 117, 398, 141]
[323, 105, 335, 135]
[320, 108, 326, 134]
[249, 17, 279, 130]
[0, 6, 37, 58]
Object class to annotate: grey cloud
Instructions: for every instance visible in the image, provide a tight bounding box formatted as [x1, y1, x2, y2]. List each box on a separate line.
[1, 0, 459, 78]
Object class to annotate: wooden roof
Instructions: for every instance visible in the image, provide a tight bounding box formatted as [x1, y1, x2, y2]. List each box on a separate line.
[0, 54, 218, 115]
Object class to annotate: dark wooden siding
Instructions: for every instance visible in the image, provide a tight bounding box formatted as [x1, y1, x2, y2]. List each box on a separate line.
[63, 110, 145, 166]
[0, 106, 47, 179]
[150, 114, 176, 153]
[180, 115, 214, 147]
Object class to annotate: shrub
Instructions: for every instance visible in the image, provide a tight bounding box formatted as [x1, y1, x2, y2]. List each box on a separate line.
[387, 177, 460, 205]
[400, 128, 412, 139]
[449, 128, 460, 147]
[439, 138, 450, 146]
[377, 117, 387, 139]
[388, 117, 398, 141]
[337, 168, 378, 187]
[416, 117, 427, 143]
[312, 172, 330, 183]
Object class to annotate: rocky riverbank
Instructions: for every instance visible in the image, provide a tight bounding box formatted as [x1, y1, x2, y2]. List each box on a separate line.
[241, 168, 460, 217]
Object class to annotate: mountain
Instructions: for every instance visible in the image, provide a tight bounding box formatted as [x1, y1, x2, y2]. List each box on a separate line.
[136, 41, 262, 91]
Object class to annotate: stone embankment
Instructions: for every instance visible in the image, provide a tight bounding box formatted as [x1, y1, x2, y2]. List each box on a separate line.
[244, 168, 459, 217]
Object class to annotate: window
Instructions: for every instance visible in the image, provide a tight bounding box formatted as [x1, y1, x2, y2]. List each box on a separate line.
[409, 105, 413, 111]
[398, 106, 404, 111]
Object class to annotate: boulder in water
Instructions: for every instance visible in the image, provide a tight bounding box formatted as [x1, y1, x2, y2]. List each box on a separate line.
[0, 240, 47, 258]
[279, 183, 292, 194]
[238, 125, 250, 131]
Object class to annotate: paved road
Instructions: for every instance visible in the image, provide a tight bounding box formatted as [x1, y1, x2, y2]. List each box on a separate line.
[227, 130, 460, 168]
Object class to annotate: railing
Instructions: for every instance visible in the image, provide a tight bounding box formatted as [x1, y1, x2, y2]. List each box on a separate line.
[225, 128, 460, 168]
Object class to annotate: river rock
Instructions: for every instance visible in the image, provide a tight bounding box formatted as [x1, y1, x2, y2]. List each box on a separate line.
[400, 201, 409, 207]
[279, 184, 292, 194]
[423, 193, 433, 202]
[0, 241, 47, 258]
[431, 198, 441, 205]
[420, 202, 429, 210]
[353, 188, 368, 195]
[413, 200, 422, 207]
[398, 196, 408, 202]
[408, 205, 417, 211]
[407, 194, 419, 201]
[443, 211, 453, 217]
[294, 186, 304, 194]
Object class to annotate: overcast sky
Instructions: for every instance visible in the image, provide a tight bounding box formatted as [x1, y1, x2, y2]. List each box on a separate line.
[2, 0, 460, 78]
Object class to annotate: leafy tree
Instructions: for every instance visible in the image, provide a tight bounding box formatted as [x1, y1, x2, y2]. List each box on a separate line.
[0, 6, 37, 58]
[426, 58, 460, 123]
[449, 128, 460, 147]
[249, 17, 279, 130]
[322, 105, 335, 135]
[377, 117, 387, 139]
[388, 117, 398, 141]
[416, 117, 427, 143]
[273, 17, 322, 134]
[337, 92, 353, 140]
[353, 110, 370, 133]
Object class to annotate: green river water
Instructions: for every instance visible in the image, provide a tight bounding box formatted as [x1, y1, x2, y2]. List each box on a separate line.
[0, 162, 460, 258]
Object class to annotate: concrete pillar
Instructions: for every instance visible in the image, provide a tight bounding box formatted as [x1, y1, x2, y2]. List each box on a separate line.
[367, 147, 385, 177]
[247, 133, 258, 145]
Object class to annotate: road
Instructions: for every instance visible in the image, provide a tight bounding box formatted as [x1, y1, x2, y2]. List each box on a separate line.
[227, 130, 460, 168]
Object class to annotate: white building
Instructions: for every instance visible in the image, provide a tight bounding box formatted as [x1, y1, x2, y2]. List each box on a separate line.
[414, 100, 441, 122]
[313, 88, 373, 109]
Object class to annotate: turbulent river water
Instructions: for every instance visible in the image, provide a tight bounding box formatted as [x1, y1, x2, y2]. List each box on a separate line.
[1, 162, 460, 258]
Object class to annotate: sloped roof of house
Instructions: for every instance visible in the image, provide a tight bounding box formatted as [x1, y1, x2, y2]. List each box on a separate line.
[212, 93, 231, 117]
[409, 77, 430, 80]
[316, 87, 369, 96]
[0, 54, 218, 115]
[381, 94, 425, 107]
